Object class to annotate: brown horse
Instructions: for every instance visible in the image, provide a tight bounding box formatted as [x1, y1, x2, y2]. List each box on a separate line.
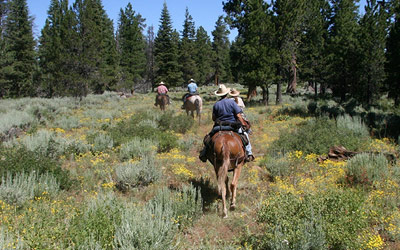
[155, 94, 169, 111]
[206, 131, 246, 218]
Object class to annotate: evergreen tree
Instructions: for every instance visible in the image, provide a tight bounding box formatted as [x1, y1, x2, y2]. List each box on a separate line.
[194, 26, 213, 85]
[0, 0, 36, 97]
[179, 7, 197, 83]
[211, 15, 231, 85]
[39, 0, 69, 97]
[0, 0, 8, 97]
[356, 0, 388, 105]
[154, 2, 182, 86]
[117, 2, 146, 90]
[145, 25, 156, 90]
[73, 0, 117, 95]
[326, 0, 360, 102]
[272, 0, 306, 99]
[297, 0, 330, 96]
[224, 0, 277, 104]
[387, 2, 400, 106]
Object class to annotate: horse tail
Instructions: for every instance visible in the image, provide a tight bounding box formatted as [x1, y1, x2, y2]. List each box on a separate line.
[217, 143, 229, 196]
[195, 98, 200, 112]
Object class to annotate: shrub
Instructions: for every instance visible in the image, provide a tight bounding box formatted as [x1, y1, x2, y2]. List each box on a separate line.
[346, 153, 389, 185]
[260, 154, 292, 179]
[6, 130, 91, 159]
[0, 146, 72, 189]
[115, 155, 161, 190]
[336, 114, 369, 137]
[0, 110, 36, 140]
[158, 112, 194, 134]
[109, 113, 178, 152]
[270, 117, 371, 155]
[254, 189, 368, 249]
[68, 192, 122, 250]
[119, 138, 157, 161]
[91, 133, 114, 152]
[115, 185, 202, 249]
[0, 228, 26, 250]
[0, 172, 60, 206]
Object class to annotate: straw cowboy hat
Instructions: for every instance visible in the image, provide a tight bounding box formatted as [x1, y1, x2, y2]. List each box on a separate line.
[214, 84, 230, 96]
[229, 88, 240, 97]
[158, 81, 165, 85]
[188, 78, 195, 83]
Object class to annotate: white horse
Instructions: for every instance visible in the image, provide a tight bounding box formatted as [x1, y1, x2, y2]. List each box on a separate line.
[184, 95, 202, 124]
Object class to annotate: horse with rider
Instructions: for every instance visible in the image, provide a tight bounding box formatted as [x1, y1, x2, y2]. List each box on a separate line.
[199, 84, 254, 217]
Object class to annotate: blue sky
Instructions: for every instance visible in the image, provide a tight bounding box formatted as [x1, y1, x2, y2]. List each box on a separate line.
[27, 0, 367, 41]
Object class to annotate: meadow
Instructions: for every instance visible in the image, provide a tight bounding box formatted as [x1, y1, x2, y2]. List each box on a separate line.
[0, 85, 399, 249]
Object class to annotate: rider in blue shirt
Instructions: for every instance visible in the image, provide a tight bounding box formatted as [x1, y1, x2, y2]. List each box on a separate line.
[182, 79, 198, 109]
[199, 84, 254, 162]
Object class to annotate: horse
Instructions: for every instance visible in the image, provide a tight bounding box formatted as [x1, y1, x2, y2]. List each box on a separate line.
[155, 94, 169, 111]
[205, 130, 246, 218]
[183, 95, 202, 124]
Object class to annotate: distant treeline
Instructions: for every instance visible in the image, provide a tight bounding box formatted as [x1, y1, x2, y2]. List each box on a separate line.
[0, 0, 399, 107]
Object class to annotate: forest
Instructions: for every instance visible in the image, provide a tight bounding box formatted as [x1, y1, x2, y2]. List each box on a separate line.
[0, 0, 399, 107]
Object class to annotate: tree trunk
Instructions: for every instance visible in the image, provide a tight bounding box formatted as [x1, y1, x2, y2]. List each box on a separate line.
[261, 86, 269, 106]
[214, 74, 219, 86]
[314, 80, 318, 97]
[246, 85, 257, 102]
[286, 53, 297, 95]
[276, 82, 282, 105]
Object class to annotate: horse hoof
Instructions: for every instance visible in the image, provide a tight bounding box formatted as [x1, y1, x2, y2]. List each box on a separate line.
[230, 204, 236, 211]
[223, 214, 228, 219]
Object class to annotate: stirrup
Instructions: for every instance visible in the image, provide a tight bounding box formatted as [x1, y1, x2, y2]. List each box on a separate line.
[245, 155, 255, 162]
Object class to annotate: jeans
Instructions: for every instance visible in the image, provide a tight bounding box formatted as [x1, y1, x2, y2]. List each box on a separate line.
[238, 128, 253, 156]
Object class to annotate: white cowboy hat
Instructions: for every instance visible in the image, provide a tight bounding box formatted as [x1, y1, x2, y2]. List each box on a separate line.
[188, 79, 195, 83]
[214, 84, 230, 96]
[229, 88, 240, 97]
[158, 81, 165, 85]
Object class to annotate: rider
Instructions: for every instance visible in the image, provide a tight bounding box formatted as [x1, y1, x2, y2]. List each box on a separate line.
[199, 84, 255, 162]
[154, 81, 170, 106]
[229, 88, 254, 161]
[182, 78, 198, 109]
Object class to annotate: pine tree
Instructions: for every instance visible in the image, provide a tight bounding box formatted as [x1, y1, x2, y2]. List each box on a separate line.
[298, 0, 330, 96]
[73, 0, 117, 95]
[117, 2, 146, 90]
[387, 2, 400, 106]
[224, 0, 277, 104]
[0, 0, 36, 97]
[0, 0, 8, 98]
[356, 0, 388, 105]
[326, 0, 360, 102]
[39, 0, 68, 97]
[154, 2, 182, 87]
[145, 25, 156, 90]
[179, 7, 197, 83]
[194, 26, 213, 85]
[272, 0, 306, 98]
[211, 15, 231, 85]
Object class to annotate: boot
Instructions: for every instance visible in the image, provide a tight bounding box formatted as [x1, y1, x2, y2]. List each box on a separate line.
[245, 154, 255, 162]
[199, 147, 207, 162]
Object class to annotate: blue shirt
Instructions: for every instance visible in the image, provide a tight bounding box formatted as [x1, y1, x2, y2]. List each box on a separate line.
[187, 82, 198, 94]
[213, 98, 242, 123]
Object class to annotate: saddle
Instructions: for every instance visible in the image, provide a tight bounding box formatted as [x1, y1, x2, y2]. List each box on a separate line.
[204, 127, 248, 150]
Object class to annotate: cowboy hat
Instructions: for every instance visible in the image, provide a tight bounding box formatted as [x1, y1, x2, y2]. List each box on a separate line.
[188, 79, 195, 83]
[158, 81, 165, 85]
[214, 84, 230, 96]
[229, 88, 240, 97]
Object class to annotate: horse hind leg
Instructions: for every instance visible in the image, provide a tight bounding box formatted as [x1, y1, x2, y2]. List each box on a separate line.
[217, 146, 230, 218]
[230, 163, 243, 210]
